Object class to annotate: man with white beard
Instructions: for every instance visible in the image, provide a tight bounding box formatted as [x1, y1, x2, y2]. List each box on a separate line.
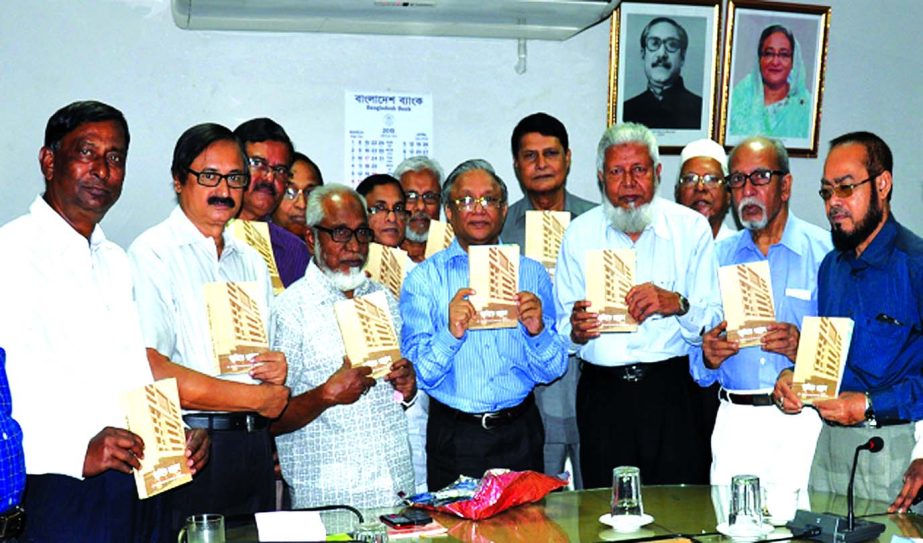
[691, 136, 830, 518]
[555, 122, 722, 487]
[269, 184, 416, 509]
[394, 156, 444, 264]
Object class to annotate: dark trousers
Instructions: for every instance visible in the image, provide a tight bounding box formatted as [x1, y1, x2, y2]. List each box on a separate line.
[426, 396, 544, 491]
[22, 471, 165, 543]
[160, 427, 275, 536]
[577, 356, 709, 489]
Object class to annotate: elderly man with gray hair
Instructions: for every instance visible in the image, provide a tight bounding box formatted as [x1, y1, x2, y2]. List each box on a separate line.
[400, 159, 568, 491]
[555, 123, 722, 488]
[270, 183, 416, 509]
[394, 155, 445, 263]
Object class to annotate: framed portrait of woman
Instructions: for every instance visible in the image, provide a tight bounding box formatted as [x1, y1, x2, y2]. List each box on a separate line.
[607, 0, 722, 153]
[719, 0, 831, 157]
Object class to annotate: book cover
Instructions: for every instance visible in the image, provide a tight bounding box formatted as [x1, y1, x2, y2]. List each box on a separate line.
[204, 281, 269, 376]
[121, 378, 192, 499]
[228, 219, 285, 295]
[525, 210, 570, 280]
[792, 317, 854, 404]
[333, 290, 402, 379]
[424, 219, 455, 258]
[718, 261, 776, 348]
[468, 245, 520, 330]
[585, 249, 637, 333]
[366, 242, 408, 299]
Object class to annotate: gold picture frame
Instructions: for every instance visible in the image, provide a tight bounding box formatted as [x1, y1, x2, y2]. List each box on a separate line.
[607, 0, 722, 153]
[718, 0, 831, 157]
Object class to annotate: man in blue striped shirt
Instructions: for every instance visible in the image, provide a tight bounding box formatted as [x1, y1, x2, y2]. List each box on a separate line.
[400, 159, 569, 491]
[0, 348, 24, 541]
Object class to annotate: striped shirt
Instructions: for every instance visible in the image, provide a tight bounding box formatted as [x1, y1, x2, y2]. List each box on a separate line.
[0, 349, 24, 512]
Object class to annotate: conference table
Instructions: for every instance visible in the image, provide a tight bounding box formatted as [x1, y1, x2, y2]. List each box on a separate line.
[227, 486, 922, 542]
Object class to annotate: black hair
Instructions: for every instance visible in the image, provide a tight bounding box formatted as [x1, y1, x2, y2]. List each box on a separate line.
[641, 17, 689, 57]
[356, 174, 404, 198]
[758, 25, 795, 56]
[171, 123, 247, 184]
[510, 112, 569, 156]
[44, 100, 130, 150]
[829, 131, 894, 202]
[233, 118, 294, 164]
[293, 151, 324, 185]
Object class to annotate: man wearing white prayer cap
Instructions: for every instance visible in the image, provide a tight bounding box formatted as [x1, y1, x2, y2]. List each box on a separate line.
[675, 139, 734, 240]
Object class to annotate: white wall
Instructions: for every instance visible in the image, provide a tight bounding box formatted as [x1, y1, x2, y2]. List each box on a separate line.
[2, 0, 921, 247]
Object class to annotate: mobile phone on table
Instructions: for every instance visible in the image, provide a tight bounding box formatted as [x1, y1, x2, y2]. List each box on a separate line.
[379, 508, 433, 527]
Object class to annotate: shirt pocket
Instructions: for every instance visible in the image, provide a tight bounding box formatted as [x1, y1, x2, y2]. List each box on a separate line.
[852, 317, 912, 382]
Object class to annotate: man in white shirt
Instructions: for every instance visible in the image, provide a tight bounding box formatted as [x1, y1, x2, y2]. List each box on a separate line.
[0, 101, 208, 542]
[270, 184, 415, 511]
[129, 123, 289, 533]
[555, 122, 722, 488]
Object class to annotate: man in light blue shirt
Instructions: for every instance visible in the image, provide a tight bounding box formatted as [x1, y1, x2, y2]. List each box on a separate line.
[693, 137, 830, 518]
[400, 159, 568, 491]
[557, 123, 722, 488]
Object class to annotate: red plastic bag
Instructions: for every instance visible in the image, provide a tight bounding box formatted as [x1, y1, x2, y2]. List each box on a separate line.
[412, 470, 568, 520]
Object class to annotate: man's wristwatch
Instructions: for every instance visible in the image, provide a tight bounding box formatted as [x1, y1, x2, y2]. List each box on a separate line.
[675, 292, 690, 316]
[864, 392, 879, 428]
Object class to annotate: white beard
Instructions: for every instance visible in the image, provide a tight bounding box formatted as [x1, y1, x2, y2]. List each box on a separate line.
[602, 196, 654, 234]
[404, 223, 429, 243]
[737, 196, 768, 230]
[314, 239, 368, 292]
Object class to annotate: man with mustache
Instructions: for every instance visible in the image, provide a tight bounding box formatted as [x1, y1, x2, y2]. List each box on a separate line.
[129, 123, 290, 532]
[394, 156, 444, 264]
[691, 137, 830, 516]
[501, 112, 595, 490]
[623, 17, 702, 129]
[775, 132, 923, 513]
[675, 139, 734, 241]
[557, 123, 721, 487]
[235, 118, 310, 287]
[0, 101, 209, 542]
[270, 184, 415, 513]
[272, 152, 324, 240]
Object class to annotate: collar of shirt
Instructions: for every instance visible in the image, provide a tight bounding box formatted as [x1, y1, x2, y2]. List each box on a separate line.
[30, 195, 109, 255]
[604, 196, 673, 243]
[511, 190, 584, 228]
[729, 212, 808, 261]
[166, 205, 240, 259]
[305, 259, 374, 300]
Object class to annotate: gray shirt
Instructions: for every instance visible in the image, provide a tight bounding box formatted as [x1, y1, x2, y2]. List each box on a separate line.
[501, 190, 597, 247]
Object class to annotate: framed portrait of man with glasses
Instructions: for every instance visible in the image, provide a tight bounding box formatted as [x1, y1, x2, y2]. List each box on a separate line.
[719, 0, 831, 157]
[608, 0, 722, 153]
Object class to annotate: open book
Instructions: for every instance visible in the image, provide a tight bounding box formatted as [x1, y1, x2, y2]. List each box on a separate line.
[334, 290, 402, 379]
[121, 378, 192, 499]
[719, 261, 776, 348]
[585, 249, 637, 332]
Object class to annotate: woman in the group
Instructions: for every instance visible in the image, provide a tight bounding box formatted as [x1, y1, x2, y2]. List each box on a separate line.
[729, 24, 811, 139]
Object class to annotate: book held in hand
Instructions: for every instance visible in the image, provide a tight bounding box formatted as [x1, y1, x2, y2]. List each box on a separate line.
[121, 378, 192, 499]
[525, 210, 570, 280]
[204, 281, 270, 376]
[791, 317, 854, 404]
[424, 219, 455, 258]
[334, 290, 402, 379]
[366, 242, 408, 299]
[468, 245, 520, 330]
[718, 261, 776, 347]
[585, 249, 637, 333]
[227, 219, 284, 294]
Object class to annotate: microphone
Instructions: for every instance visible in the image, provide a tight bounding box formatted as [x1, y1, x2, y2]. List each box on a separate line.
[847, 437, 883, 530]
[786, 437, 886, 543]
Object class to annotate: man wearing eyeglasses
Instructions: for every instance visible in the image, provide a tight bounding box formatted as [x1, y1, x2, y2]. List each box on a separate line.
[394, 156, 445, 264]
[675, 139, 734, 241]
[501, 112, 596, 490]
[623, 17, 702, 130]
[690, 137, 830, 518]
[129, 123, 290, 533]
[775, 132, 923, 513]
[272, 152, 324, 240]
[356, 174, 410, 251]
[557, 123, 721, 488]
[234, 118, 310, 287]
[401, 159, 568, 491]
[270, 184, 415, 514]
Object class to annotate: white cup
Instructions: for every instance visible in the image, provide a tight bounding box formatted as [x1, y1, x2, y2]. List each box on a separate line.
[177, 514, 225, 543]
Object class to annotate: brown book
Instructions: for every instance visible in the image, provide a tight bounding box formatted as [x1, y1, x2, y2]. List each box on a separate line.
[791, 317, 854, 404]
[204, 281, 269, 376]
[228, 219, 285, 295]
[524, 210, 570, 280]
[121, 378, 192, 499]
[468, 245, 520, 330]
[366, 243, 408, 299]
[718, 261, 776, 348]
[585, 249, 637, 332]
[424, 220, 455, 258]
[334, 290, 401, 379]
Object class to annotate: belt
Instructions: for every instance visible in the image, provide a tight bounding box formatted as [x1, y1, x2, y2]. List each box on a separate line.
[0, 505, 24, 540]
[183, 412, 269, 432]
[437, 394, 534, 430]
[719, 388, 775, 407]
[579, 357, 683, 383]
